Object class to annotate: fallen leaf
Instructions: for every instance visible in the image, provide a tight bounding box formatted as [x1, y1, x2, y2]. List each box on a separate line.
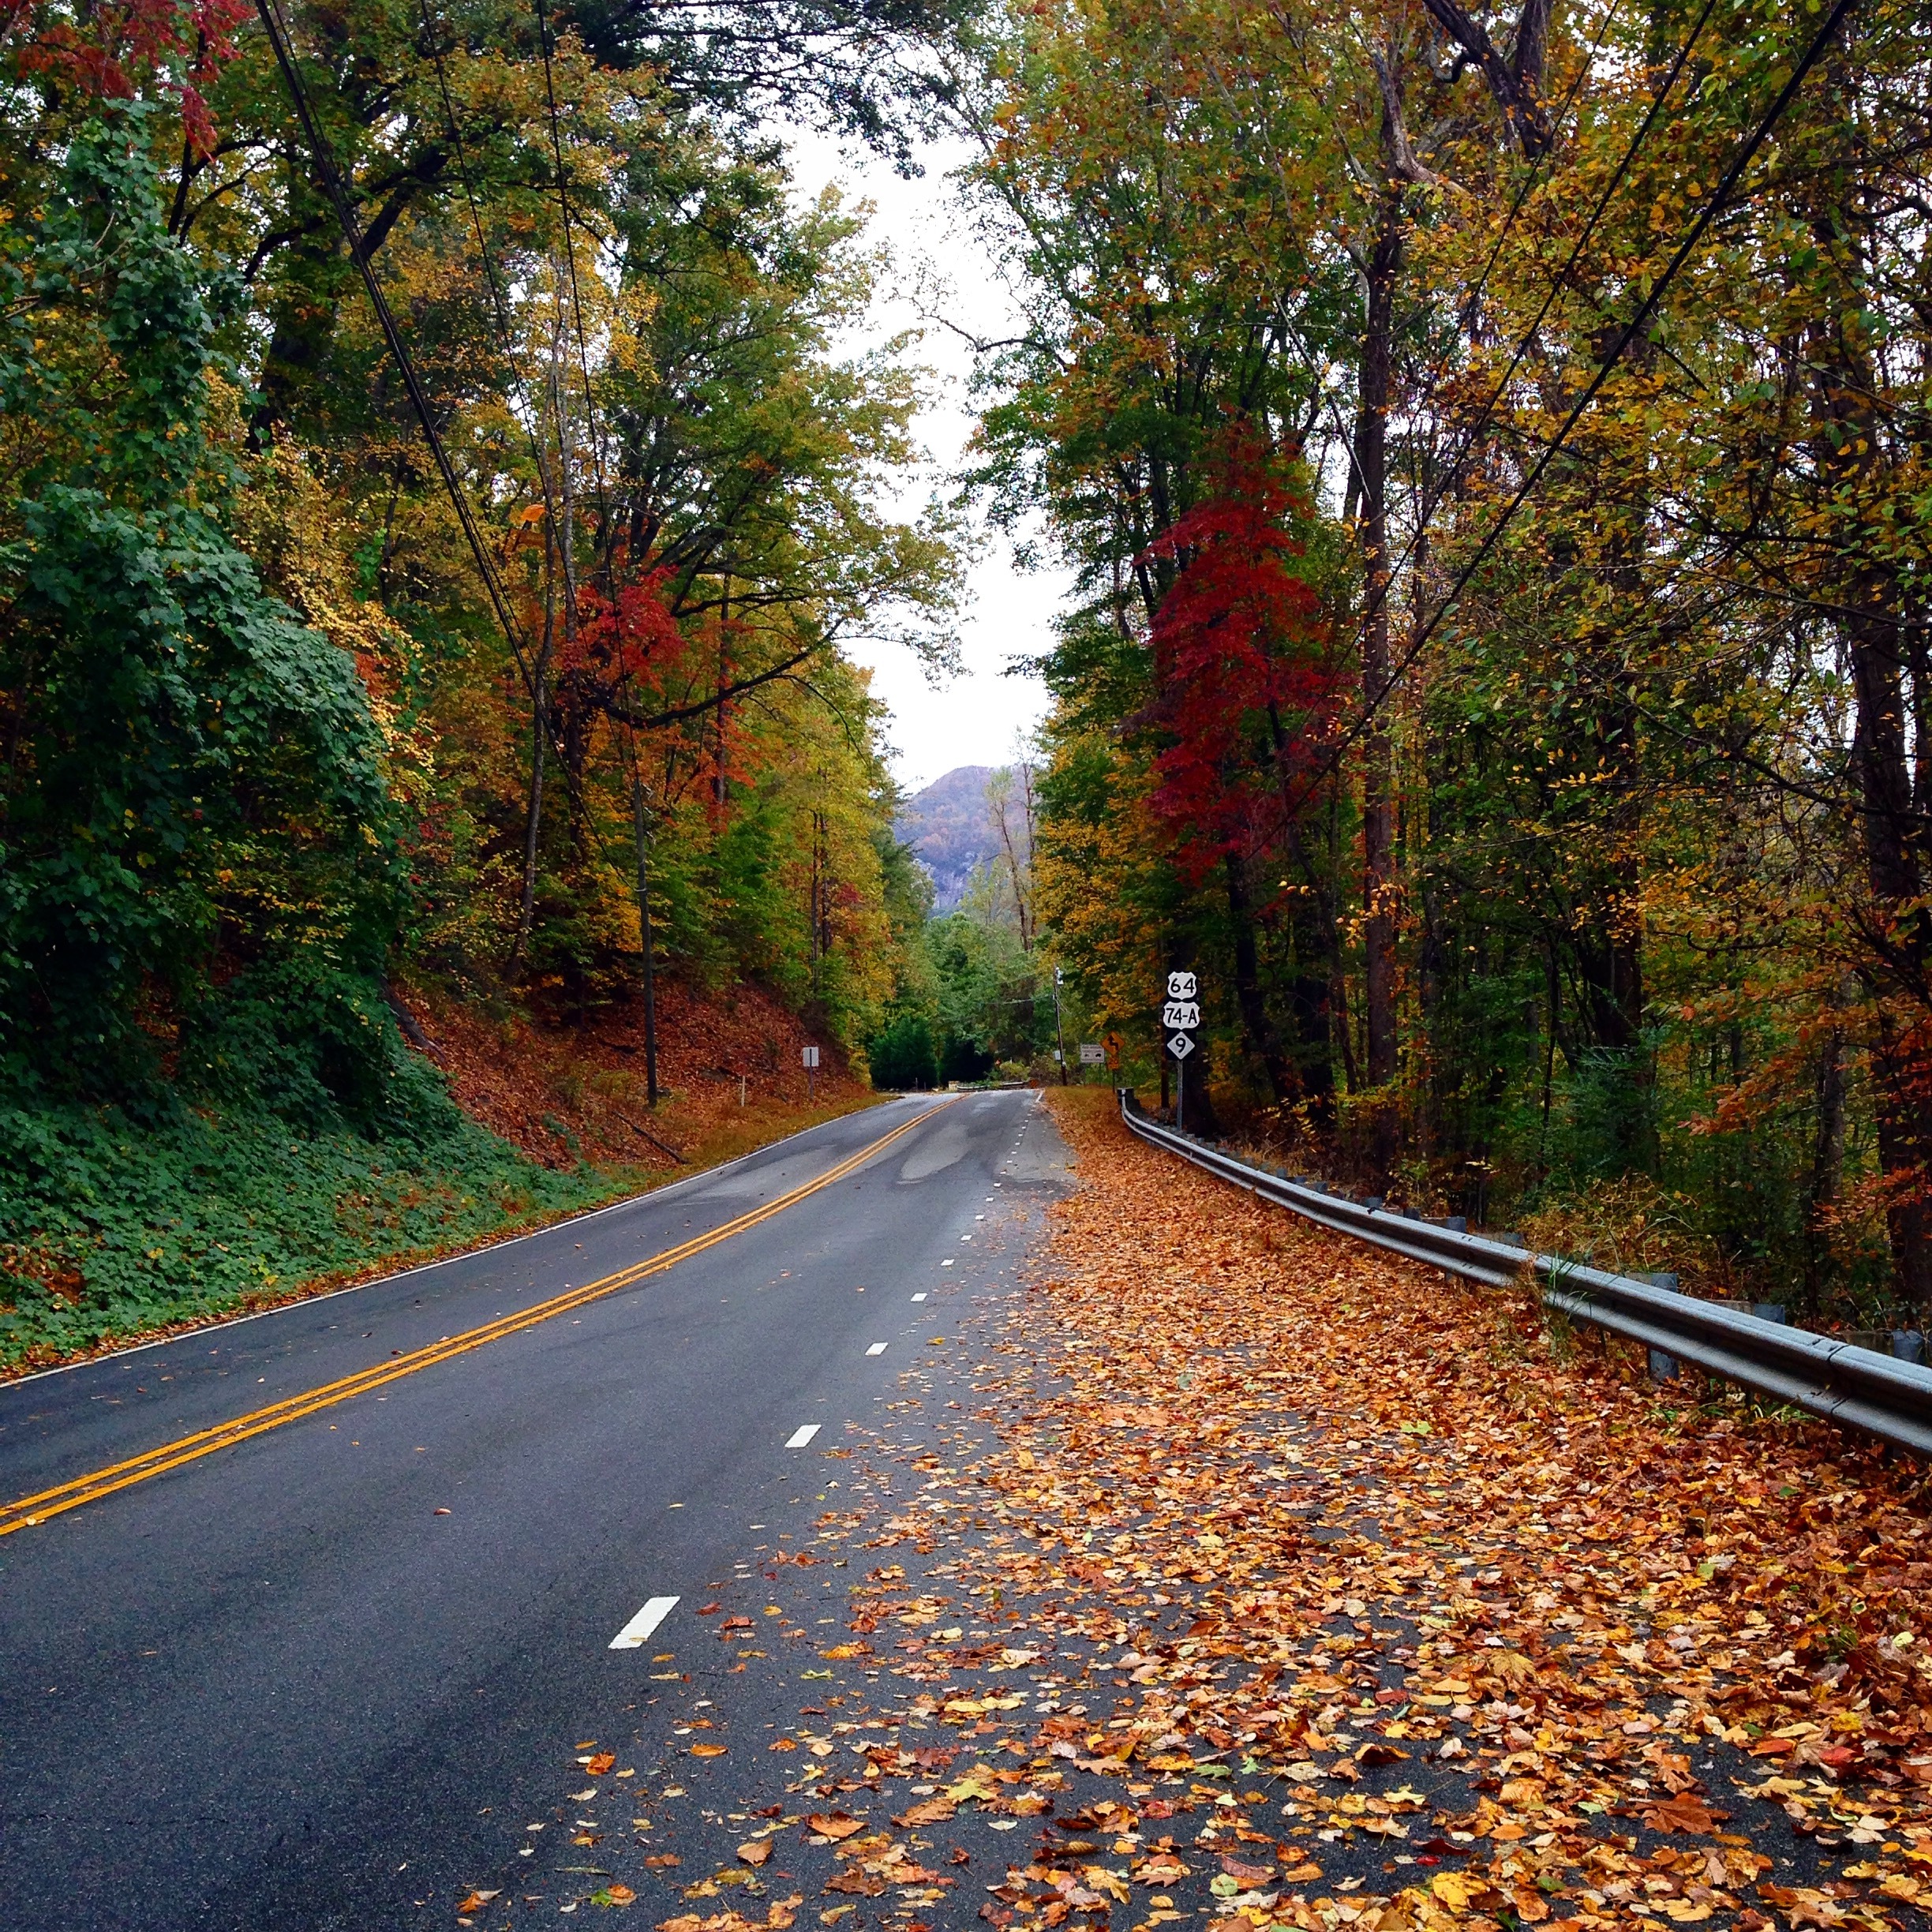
[894, 1799, 956, 1826]
[1646, 1794, 1718, 1836]
[1219, 1857, 1274, 1885]
[807, 1813, 866, 1840]
[1354, 1741, 1409, 1765]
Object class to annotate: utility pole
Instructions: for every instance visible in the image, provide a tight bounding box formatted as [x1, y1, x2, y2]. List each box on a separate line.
[1051, 966, 1069, 1084]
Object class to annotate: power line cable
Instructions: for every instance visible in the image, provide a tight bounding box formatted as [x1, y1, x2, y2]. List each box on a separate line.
[253, 0, 537, 693]
[533, 0, 613, 524]
[260, 0, 738, 987]
[259, 0, 627, 893]
[1354, 0, 1720, 670]
[1200, 0, 1616, 522]
[1398, 0, 1625, 462]
[421, 4, 549, 483]
[1291, 0, 1859, 811]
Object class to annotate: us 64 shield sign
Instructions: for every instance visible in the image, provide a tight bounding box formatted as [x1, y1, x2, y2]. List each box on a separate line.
[1163, 969, 1201, 1064]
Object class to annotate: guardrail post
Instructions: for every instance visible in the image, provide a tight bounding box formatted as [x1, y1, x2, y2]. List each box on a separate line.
[1641, 1273, 1682, 1382]
[1895, 1331, 1926, 1365]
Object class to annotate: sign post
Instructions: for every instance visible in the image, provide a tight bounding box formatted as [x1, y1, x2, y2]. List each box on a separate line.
[803, 1043, 819, 1101]
[1163, 971, 1201, 1133]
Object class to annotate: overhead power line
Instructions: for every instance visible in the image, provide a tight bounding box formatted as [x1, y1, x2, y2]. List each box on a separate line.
[1392, 0, 1627, 490]
[533, 0, 613, 522]
[421, 4, 550, 487]
[1355, 0, 1719, 676]
[1271, 0, 1620, 542]
[256, 0, 647, 911]
[260, 0, 650, 874]
[1299, 0, 1862, 808]
[253, 0, 537, 694]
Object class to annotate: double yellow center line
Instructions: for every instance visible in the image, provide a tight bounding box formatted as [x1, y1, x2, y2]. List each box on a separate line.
[1, 1101, 948, 1539]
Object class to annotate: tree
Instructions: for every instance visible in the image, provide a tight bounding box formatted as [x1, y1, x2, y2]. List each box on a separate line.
[975, 0, 1932, 1327]
[0, 109, 403, 1121]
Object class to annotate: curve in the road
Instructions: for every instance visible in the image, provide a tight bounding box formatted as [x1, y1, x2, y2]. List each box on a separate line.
[0, 1097, 950, 1540]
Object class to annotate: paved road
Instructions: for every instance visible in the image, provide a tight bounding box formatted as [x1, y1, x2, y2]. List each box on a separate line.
[0, 1088, 1064, 1930]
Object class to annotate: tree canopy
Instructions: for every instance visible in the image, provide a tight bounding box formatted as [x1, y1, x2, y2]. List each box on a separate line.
[1, 0, 963, 1116]
[953, 0, 1932, 1328]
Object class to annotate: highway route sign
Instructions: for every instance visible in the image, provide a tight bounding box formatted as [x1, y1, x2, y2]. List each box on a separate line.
[1167, 1032, 1196, 1060]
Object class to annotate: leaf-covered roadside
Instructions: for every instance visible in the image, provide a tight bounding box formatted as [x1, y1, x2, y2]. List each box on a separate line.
[938, 1089, 1932, 1926]
[493, 1088, 1930, 1932]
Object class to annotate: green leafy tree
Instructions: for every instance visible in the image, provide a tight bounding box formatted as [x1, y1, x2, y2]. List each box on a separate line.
[0, 110, 403, 1121]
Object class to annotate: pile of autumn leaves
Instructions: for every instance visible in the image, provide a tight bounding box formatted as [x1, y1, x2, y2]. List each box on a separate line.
[965, 1091, 1932, 1928]
[640, 1088, 1930, 1932]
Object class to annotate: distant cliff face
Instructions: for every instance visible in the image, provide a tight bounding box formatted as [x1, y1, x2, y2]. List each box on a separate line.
[894, 766, 998, 913]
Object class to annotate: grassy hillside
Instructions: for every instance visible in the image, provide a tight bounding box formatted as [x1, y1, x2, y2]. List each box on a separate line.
[0, 981, 878, 1376]
[0, 1099, 638, 1372]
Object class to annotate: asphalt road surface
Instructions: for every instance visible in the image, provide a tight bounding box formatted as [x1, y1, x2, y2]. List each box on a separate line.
[0, 1088, 1065, 1930]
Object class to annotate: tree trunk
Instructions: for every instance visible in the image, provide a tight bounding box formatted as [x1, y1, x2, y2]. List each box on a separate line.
[714, 575, 731, 822]
[512, 520, 556, 975]
[1810, 200, 1932, 1318]
[1357, 189, 1404, 1174]
[1804, 1009, 1847, 1313]
[631, 767, 660, 1106]
[1225, 852, 1290, 1103]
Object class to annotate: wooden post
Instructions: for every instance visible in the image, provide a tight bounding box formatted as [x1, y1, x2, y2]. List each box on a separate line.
[631, 769, 659, 1106]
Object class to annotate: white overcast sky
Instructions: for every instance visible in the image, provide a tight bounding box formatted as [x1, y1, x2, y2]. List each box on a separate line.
[784, 130, 1071, 796]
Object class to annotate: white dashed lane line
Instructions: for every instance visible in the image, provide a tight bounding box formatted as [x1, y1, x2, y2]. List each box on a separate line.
[785, 1424, 822, 1448]
[608, 1595, 680, 1650]
[911, 1293, 927, 1302]
[866, 1342, 888, 1357]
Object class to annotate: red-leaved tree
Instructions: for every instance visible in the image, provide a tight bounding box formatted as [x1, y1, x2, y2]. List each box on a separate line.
[1140, 433, 1335, 885]
[3, 0, 248, 158]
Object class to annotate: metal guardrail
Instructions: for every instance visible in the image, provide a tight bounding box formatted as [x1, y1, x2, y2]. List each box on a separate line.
[1118, 1090, 1932, 1458]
